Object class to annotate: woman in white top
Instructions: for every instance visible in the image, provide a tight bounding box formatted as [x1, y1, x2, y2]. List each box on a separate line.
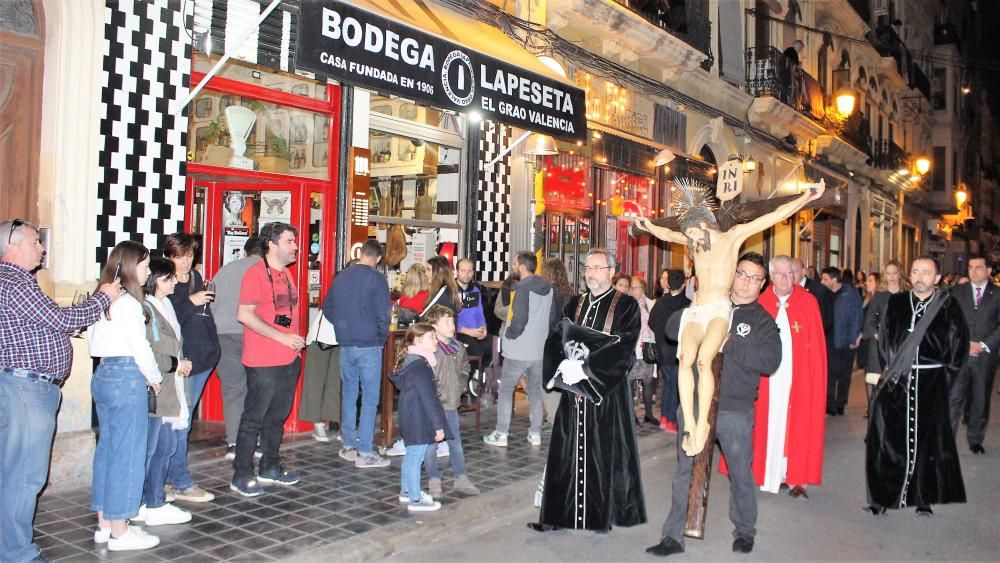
[88, 241, 161, 552]
[629, 277, 660, 426]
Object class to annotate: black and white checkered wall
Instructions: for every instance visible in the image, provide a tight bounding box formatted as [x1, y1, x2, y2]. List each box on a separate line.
[474, 121, 512, 282]
[97, 0, 192, 267]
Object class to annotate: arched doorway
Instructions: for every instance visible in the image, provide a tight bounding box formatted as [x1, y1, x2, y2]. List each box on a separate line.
[0, 0, 45, 222]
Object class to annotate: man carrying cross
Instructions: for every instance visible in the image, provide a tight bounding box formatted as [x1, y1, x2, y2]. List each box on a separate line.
[743, 255, 827, 498]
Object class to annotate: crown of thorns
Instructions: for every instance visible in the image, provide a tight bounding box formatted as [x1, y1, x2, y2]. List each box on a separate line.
[672, 178, 719, 229]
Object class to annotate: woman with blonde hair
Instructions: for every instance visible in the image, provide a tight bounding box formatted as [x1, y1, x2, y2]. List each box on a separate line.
[398, 263, 429, 316]
[862, 259, 908, 411]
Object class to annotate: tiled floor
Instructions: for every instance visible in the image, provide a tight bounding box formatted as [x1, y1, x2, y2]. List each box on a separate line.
[34, 400, 661, 561]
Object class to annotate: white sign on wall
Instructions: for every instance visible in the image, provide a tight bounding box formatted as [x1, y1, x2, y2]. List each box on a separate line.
[716, 159, 744, 202]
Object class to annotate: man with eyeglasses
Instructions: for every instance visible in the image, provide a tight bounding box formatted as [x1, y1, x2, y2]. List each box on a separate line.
[633, 179, 823, 456]
[747, 255, 827, 500]
[0, 219, 121, 562]
[530, 248, 643, 533]
[648, 251, 781, 556]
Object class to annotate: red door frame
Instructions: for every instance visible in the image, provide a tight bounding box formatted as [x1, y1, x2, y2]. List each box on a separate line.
[182, 76, 342, 434]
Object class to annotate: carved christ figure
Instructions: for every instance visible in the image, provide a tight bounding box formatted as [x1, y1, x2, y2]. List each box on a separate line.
[632, 178, 825, 457]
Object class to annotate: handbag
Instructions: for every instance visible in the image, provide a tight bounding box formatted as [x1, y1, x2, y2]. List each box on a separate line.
[642, 341, 659, 364]
[307, 311, 338, 350]
[146, 386, 157, 414]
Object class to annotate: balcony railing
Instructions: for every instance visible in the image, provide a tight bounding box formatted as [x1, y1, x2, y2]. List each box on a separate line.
[910, 63, 931, 101]
[612, 0, 712, 57]
[840, 112, 872, 156]
[872, 139, 906, 171]
[744, 46, 824, 119]
[870, 24, 911, 82]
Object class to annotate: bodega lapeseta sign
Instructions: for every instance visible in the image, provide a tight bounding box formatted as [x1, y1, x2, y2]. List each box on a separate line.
[294, 1, 587, 141]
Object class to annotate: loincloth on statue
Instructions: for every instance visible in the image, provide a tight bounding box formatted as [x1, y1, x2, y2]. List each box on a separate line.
[676, 300, 734, 359]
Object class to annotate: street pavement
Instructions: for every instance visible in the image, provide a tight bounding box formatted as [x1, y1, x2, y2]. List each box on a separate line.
[366, 372, 1000, 563]
[30, 371, 998, 561]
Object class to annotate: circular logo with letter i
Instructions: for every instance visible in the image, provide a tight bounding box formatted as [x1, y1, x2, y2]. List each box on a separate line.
[441, 50, 475, 106]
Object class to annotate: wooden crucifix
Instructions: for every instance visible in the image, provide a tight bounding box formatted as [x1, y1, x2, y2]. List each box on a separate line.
[631, 177, 831, 537]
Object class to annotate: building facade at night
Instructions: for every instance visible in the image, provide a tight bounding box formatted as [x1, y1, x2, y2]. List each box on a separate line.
[1, 0, 994, 486]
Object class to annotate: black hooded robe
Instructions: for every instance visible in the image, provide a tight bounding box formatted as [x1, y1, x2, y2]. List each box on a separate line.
[537, 288, 645, 531]
[867, 291, 969, 509]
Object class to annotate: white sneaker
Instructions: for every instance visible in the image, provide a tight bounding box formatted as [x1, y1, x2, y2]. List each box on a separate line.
[437, 441, 450, 457]
[407, 495, 442, 512]
[107, 525, 160, 552]
[527, 433, 542, 446]
[399, 491, 433, 504]
[143, 503, 192, 526]
[312, 423, 330, 442]
[130, 504, 148, 522]
[94, 526, 111, 544]
[483, 431, 508, 447]
[385, 439, 407, 457]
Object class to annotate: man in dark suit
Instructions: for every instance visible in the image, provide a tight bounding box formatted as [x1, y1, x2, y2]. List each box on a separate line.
[792, 259, 834, 342]
[951, 255, 1000, 454]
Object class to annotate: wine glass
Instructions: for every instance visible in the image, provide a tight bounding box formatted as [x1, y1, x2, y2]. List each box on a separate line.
[197, 280, 215, 316]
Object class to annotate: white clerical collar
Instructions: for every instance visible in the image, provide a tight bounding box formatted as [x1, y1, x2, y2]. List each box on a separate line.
[587, 287, 615, 303]
[776, 290, 791, 304]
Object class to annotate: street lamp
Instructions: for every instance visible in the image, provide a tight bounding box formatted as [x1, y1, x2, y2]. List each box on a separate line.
[956, 187, 968, 208]
[832, 67, 856, 117]
[915, 157, 931, 176]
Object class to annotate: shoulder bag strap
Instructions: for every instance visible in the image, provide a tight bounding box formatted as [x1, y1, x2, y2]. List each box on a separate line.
[420, 286, 448, 317]
[879, 290, 949, 391]
[143, 302, 161, 342]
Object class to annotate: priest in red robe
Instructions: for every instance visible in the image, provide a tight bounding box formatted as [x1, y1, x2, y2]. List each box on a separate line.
[750, 255, 827, 498]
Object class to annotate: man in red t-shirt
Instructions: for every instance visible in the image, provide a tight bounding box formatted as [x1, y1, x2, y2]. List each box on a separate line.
[230, 222, 306, 497]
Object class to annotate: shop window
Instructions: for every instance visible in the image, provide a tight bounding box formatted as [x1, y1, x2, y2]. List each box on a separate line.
[194, 54, 328, 100]
[188, 92, 330, 179]
[369, 131, 461, 223]
[370, 93, 465, 134]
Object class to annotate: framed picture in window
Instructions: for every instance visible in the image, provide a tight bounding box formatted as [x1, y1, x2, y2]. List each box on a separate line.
[314, 115, 328, 142]
[290, 116, 308, 144]
[313, 142, 328, 167]
[194, 97, 212, 119]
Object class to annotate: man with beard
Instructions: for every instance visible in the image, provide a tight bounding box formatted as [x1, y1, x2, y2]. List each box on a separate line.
[231, 222, 306, 496]
[866, 256, 968, 517]
[528, 248, 643, 532]
[454, 258, 492, 368]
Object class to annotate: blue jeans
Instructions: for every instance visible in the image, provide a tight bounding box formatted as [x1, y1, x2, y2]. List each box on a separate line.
[401, 444, 429, 501]
[424, 409, 467, 478]
[0, 372, 61, 563]
[144, 418, 180, 509]
[91, 357, 148, 520]
[659, 363, 679, 424]
[339, 346, 382, 454]
[166, 368, 211, 490]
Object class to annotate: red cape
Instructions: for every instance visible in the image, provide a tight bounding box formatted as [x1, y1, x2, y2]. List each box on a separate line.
[720, 285, 827, 486]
